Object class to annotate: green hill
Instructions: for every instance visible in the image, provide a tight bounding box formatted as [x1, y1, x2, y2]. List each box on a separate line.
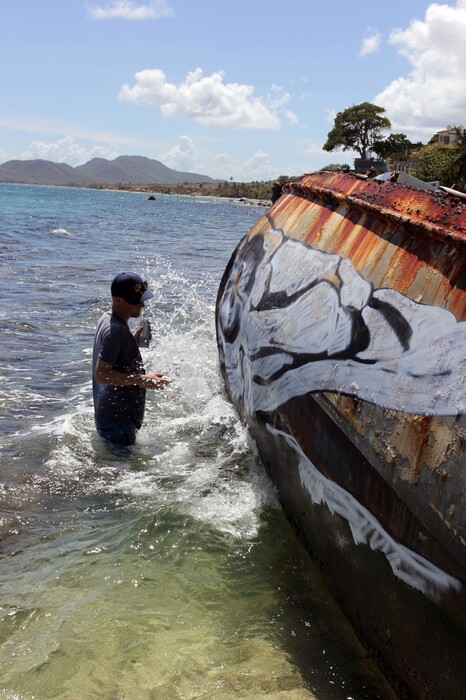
[0, 155, 218, 186]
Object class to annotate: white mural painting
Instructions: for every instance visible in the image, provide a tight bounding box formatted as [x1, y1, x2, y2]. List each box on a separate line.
[267, 424, 462, 598]
[217, 221, 466, 417]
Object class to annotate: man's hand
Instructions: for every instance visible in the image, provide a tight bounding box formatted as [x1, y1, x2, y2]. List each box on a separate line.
[95, 359, 171, 389]
[142, 373, 171, 390]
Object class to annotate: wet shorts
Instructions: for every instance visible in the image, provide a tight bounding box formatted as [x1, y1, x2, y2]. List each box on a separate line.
[96, 422, 137, 447]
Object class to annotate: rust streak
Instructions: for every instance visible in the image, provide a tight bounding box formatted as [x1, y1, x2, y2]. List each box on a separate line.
[429, 502, 466, 547]
[265, 175, 466, 321]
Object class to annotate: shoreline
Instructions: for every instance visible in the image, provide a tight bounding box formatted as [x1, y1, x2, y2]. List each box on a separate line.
[0, 179, 276, 206]
[87, 180, 277, 204]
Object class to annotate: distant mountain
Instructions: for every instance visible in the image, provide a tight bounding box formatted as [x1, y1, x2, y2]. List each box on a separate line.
[0, 155, 218, 186]
[0, 159, 93, 186]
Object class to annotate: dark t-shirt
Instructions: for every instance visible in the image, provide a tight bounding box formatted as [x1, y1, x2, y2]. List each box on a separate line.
[92, 311, 146, 430]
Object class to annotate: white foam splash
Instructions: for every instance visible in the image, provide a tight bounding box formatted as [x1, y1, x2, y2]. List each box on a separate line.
[50, 227, 71, 236]
[40, 262, 275, 540]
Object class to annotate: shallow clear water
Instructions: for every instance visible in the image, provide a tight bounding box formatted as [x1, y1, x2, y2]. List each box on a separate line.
[0, 185, 395, 699]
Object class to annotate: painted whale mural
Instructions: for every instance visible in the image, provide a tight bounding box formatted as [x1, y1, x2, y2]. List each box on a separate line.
[216, 171, 466, 699]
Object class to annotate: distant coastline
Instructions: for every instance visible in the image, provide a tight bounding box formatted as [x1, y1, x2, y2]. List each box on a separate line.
[0, 155, 296, 204]
[87, 180, 277, 205]
[0, 179, 277, 206]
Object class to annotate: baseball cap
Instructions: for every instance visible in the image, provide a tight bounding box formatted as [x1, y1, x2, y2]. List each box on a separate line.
[111, 272, 154, 305]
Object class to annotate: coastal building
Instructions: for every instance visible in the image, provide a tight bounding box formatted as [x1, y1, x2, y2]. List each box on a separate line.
[437, 126, 464, 145]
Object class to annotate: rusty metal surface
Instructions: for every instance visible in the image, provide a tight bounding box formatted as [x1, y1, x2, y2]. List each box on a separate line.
[248, 172, 466, 319]
[289, 171, 466, 241]
[240, 173, 466, 558]
[251, 173, 466, 567]
[216, 173, 466, 700]
[218, 173, 466, 560]
[215, 171, 466, 696]
[253, 406, 466, 700]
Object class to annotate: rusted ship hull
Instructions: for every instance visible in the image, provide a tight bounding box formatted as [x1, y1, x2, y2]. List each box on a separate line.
[215, 172, 466, 699]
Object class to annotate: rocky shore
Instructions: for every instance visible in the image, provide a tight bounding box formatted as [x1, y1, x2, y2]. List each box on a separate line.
[88, 176, 295, 205]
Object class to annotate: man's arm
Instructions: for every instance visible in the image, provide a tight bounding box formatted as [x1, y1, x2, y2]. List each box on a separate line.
[95, 358, 170, 390]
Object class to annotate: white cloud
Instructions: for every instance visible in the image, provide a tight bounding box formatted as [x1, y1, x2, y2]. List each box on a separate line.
[119, 68, 283, 129]
[304, 141, 331, 157]
[375, 1, 466, 140]
[301, 141, 357, 172]
[264, 87, 301, 125]
[304, 140, 357, 159]
[203, 150, 284, 182]
[243, 151, 279, 179]
[285, 110, 300, 127]
[161, 135, 197, 171]
[360, 31, 382, 57]
[0, 113, 157, 151]
[19, 137, 119, 166]
[267, 84, 290, 110]
[325, 107, 337, 123]
[213, 153, 229, 170]
[86, 0, 174, 20]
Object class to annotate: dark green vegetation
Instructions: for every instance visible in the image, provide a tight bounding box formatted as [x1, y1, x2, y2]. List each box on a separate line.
[104, 175, 294, 202]
[324, 102, 466, 191]
[412, 127, 466, 190]
[372, 133, 413, 160]
[323, 102, 391, 159]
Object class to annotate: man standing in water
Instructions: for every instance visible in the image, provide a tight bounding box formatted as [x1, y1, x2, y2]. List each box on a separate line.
[92, 272, 170, 446]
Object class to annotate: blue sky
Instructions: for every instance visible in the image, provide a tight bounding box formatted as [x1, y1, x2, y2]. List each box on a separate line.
[1, 0, 465, 180]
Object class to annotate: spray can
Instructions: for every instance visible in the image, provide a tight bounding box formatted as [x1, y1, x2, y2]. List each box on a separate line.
[138, 320, 151, 348]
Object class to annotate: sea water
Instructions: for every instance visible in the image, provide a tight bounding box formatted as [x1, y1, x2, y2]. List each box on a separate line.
[0, 184, 395, 699]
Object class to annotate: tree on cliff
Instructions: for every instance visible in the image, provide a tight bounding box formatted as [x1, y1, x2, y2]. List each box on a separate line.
[323, 102, 391, 159]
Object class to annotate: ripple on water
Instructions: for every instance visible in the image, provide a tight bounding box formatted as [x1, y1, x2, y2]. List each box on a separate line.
[0, 186, 396, 700]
